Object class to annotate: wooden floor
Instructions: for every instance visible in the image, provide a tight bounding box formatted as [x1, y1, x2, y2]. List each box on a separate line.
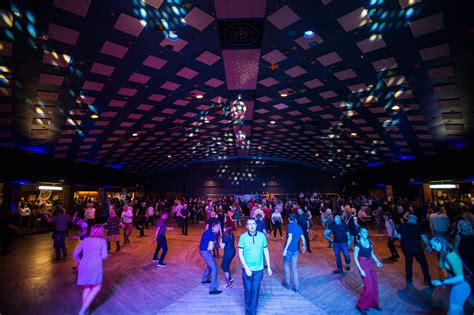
[1, 222, 472, 315]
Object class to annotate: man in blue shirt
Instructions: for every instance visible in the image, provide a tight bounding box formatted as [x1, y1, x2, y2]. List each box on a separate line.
[199, 222, 222, 295]
[238, 218, 272, 315]
[326, 215, 351, 274]
[282, 213, 306, 293]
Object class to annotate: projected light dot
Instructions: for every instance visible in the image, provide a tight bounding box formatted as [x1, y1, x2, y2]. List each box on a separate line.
[168, 31, 178, 40]
[304, 30, 314, 38]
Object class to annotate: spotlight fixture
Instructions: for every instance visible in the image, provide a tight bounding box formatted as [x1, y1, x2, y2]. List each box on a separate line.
[391, 105, 400, 111]
[132, 133, 138, 137]
[280, 93, 288, 97]
[304, 30, 315, 38]
[350, 132, 357, 136]
[90, 114, 99, 119]
[270, 121, 276, 124]
[167, 155, 172, 158]
[168, 31, 178, 40]
[195, 94, 203, 99]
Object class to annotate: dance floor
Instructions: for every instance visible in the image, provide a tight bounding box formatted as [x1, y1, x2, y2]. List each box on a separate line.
[1, 222, 472, 315]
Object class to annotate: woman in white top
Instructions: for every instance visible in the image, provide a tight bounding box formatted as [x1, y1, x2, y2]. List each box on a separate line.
[121, 205, 134, 244]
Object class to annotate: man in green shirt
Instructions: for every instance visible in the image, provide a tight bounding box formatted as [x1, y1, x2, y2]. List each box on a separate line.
[238, 218, 272, 315]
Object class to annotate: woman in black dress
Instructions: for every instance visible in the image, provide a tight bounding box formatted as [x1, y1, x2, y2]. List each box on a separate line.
[221, 225, 236, 288]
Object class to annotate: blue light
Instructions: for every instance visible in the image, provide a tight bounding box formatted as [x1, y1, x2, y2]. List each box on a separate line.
[12, 180, 32, 185]
[19, 146, 46, 154]
[168, 31, 178, 40]
[454, 142, 466, 149]
[375, 183, 386, 187]
[367, 162, 381, 167]
[304, 30, 315, 39]
[406, 8, 414, 18]
[400, 155, 416, 160]
[409, 181, 423, 185]
[111, 164, 123, 169]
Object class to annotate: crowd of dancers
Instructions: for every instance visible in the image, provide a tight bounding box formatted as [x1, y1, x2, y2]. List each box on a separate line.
[5, 192, 473, 315]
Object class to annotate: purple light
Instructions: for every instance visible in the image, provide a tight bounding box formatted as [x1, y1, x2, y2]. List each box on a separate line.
[367, 162, 381, 167]
[399, 155, 416, 160]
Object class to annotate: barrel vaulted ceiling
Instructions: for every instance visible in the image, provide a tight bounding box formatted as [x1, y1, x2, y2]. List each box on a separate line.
[0, 0, 472, 175]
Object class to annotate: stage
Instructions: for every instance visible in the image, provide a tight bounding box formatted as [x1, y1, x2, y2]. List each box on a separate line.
[0, 222, 470, 314]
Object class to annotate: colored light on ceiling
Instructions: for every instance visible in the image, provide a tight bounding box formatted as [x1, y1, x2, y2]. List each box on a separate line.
[280, 93, 288, 97]
[350, 132, 357, 136]
[399, 155, 416, 160]
[304, 30, 315, 38]
[391, 105, 400, 110]
[168, 31, 178, 40]
[195, 94, 203, 99]
[132, 133, 138, 137]
[90, 114, 99, 119]
[270, 121, 276, 124]
[367, 162, 381, 167]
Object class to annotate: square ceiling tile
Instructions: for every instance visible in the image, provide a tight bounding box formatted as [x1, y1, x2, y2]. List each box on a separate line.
[427, 65, 455, 80]
[148, 94, 166, 102]
[82, 80, 104, 91]
[53, 0, 91, 17]
[258, 77, 279, 87]
[394, 89, 414, 99]
[284, 65, 307, 78]
[109, 100, 126, 107]
[273, 103, 289, 110]
[176, 67, 199, 79]
[214, 0, 266, 19]
[223, 49, 260, 90]
[118, 87, 137, 96]
[162, 108, 177, 115]
[184, 7, 214, 31]
[142, 0, 164, 9]
[419, 43, 449, 61]
[287, 110, 302, 116]
[372, 57, 398, 72]
[90, 62, 115, 76]
[129, 72, 150, 84]
[183, 112, 197, 118]
[137, 104, 153, 111]
[254, 108, 269, 114]
[37, 91, 59, 101]
[211, 96, 227, 103]
[257, 96, 273, 103]
[294, 97, 311, 104]
[101, 111, 117, 118]
[205, 78, 225, 87]
[261, 49, 287, 64]
[410, 13, 444, 37]
[76, 95, 95, 104]
[398, 0, 422, 9]
[142, 55, 167, 70]
[319, 90, 337, 99]
[47, 23, 79, 45]
[267, 5, 300, 30]
[100, 41, 128, 58]
[356, 34, 386, 53]
[317, 52, 342, 66]
[433, 84, 458, 99]
[161, 81, 181, 91]
[39, 73, 64, 86]
[383, 75, 407, 86]
[196, 51, 221, 65]
[334, 69, 357, 80]
[303, 78, 324, 89]
[160, 37, 188, 52]
[114, 13, 146, 36]
[295, 34, 324, 50]
[128, 113, 143, 120]
[307, 105, 323, 112]
[337, 7, 372, 32]
[347, 83, 368, 93]
[173, 99, 189, 106]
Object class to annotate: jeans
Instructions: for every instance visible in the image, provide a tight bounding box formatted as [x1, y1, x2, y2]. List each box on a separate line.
[283, 251, 299, 290]
[234, 214, 241, 227]
[273, 221, 282, 238]
[242, 268, 264, 315]
[402, 247, 431, 282]
[333, 242, 350, 271]
[152, 234, 168, 263]
[181, 218, 189, 235]
[200, 250, 218, 291]
[53, 231, 68, 258]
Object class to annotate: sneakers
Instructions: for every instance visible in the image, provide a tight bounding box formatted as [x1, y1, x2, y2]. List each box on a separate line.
[345, 265, 351, 271]
[333, 269, 343, 274]
[152, 259, 159, 263]
[201, 280, 211, 284]
[356, 306, 368, 315]
[209, 290, 222, 295]
[292, 287, 300, 294]
[229, 277, 234, 283]
[157, 263, 167, 268]
[281, 281, 291, 290]
[223, 283, 233, 289]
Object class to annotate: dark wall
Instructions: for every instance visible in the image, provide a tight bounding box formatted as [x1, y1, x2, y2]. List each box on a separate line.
[149, 158, 341, 196]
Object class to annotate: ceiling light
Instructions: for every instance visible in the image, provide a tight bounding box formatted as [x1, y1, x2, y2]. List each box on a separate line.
[304, 30, 315, 38]
[350, 132, 357, 136]
[391, 105, 400, 111]
[270, 121, 276, 124]
[132, 133, 138, 137]
[168, 31, 178, 40]
[429, 184, 457, 189]
[195, 94, 203, 99]
[315, 153, 319, 157]
[90, 114, 99, 119]
[258, 146, 262, 150]
[280, 93, 288, 97]
[38, 185, 63, 191]
[167, 155, 172, 158]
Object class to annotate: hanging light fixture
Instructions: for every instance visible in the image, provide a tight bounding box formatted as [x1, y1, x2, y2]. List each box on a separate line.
[230, 95, 246, 123]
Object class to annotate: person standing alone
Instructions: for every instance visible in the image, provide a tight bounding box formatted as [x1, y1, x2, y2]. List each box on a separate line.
[238, 218, 272, 315]
[282, 214, 305, 293]
[152, 212, 173, 267]
[199, 222, 222, 294]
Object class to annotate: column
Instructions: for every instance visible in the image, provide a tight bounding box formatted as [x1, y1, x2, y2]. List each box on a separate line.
[384, 185, 394, 202]
[420, 184, 433, 203]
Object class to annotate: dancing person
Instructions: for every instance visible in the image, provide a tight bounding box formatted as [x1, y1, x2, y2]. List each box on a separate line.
[152, 212, 173, 267]
[347, 208, 358, 250]
[234, 202, 242, 227]
[72, 212, 88, 241]
[105, 206, 120, 252]
[84, 203, 96, 235]
[121, 204, 133, 244]
[271, 208, 283, 240]
[326, 215, 351, 274]
[430, 235, 471, 315]
[396, 214, 433, 287]
[199, 222, 222, 294]
[73, 224, 108, 315]
[354, 227, 383, 314]
[178, 203, 190, 235]
[44, 206, 71, 260]
[321, 209, 333, 248]
[225, 208, 237, 232]
[136, 202, 147, 237]
[146, 203, 155, 228]
[221, 225, 236, 288]
[255, 214, 268, 236]
[383, 213, 400, 260]
[282, 214, 305, 293]
[429, 206, 450, 240]
[296, 207, 312, 252]
[453, 219, 474, 272]
[238, 218, 272, 315]
[206, 211, 221, 256]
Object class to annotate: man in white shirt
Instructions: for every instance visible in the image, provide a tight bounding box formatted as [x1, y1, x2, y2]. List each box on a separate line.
[121, 205, 134, 243]
[429, 207, 450, 240]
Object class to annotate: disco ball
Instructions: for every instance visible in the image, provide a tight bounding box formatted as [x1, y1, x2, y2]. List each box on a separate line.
[231, 99, 246, 121]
